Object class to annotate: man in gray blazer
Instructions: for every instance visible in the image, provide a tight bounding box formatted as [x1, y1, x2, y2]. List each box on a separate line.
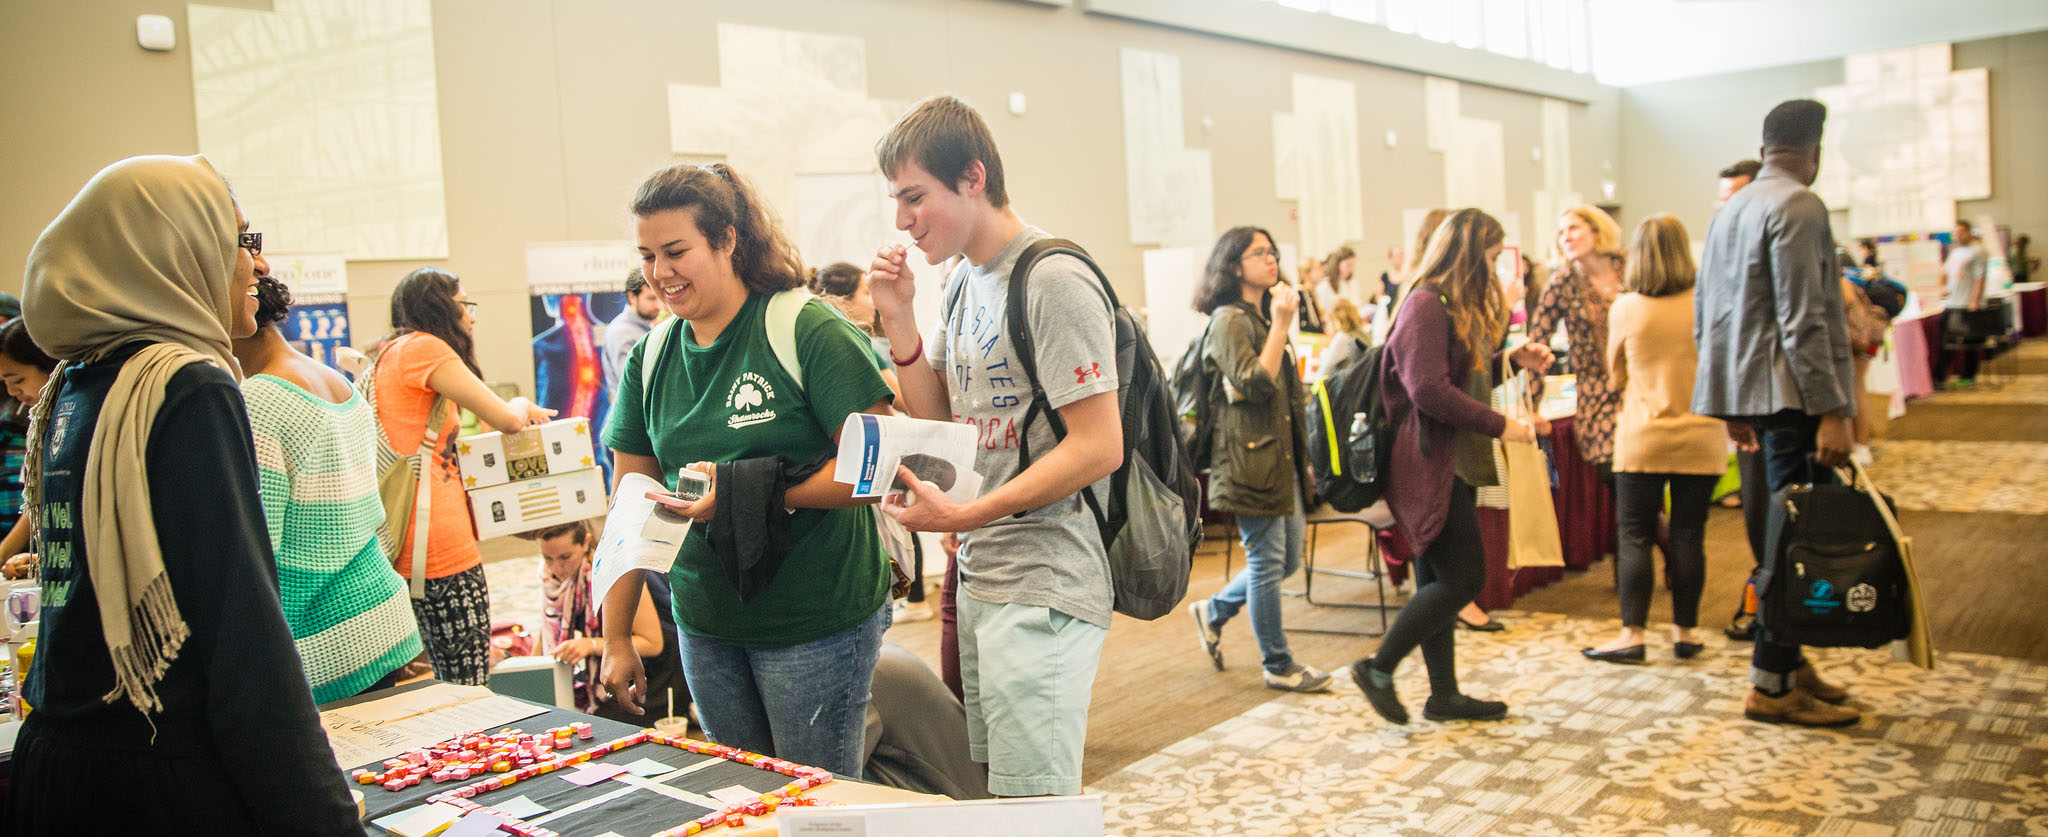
[1692, 99, 1859, 728]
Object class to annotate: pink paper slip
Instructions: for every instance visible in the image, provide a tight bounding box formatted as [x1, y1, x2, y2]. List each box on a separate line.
[561, 763, 631, 786]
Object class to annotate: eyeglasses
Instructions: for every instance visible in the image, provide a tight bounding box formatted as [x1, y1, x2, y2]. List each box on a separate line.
[238, 231, 262, 255]
[460, 301, 479, 316]
[1241, 247, 1277, 262]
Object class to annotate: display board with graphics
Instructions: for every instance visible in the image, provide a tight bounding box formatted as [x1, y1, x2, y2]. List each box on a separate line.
[265, 250, 351, 371]
[526, 242, 638, 476]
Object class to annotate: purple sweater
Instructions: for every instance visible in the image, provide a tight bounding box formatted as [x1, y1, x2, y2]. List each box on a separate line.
[1381, 289, 1508, 548]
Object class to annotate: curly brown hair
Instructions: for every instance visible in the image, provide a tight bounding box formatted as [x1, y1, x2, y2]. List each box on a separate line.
[630, 163, 805, 295]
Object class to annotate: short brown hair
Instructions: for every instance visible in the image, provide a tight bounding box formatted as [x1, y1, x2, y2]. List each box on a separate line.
[1624, 214, 1697, 298]
[875, 95, 1009, 208]
[809, 261, 865, 297]
[526, 519, 590, 545]
[1719, 159, 1761, 180]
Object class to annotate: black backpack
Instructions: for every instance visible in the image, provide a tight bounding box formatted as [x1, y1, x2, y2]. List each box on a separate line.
[1756, 473, 1911, 649]
[1305, 337, 1400, 513]
[942, 239, 1203, 620]
[1169, 322, 1217, 472]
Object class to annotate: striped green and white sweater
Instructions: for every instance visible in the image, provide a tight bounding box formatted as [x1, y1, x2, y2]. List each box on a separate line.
[245, 375, 422, 704]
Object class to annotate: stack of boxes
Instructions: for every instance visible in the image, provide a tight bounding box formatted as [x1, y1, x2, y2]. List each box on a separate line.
[456, 418, 607, 539]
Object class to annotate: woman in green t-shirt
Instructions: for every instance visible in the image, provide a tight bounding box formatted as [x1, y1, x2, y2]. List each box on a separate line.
[599, 162, 896, 778]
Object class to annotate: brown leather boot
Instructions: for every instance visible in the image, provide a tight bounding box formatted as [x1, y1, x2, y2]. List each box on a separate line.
[1795, 663, 1850, 705]
[1744, 687, 1860, 727]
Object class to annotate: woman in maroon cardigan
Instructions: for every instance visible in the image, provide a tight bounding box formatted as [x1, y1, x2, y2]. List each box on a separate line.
[1347, 209, 1550, 724]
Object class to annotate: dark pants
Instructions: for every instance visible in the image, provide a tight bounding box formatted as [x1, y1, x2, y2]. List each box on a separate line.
[1371, 480, 1486, 698]
[1736, 447, 1769, 567]
[1615, 473, 1716, 629]
[1747, 411, 1836, 686]
[1936, 309, 1985, 382]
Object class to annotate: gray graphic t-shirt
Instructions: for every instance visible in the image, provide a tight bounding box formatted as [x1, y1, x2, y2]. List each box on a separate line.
[930, 227, 1119, 627]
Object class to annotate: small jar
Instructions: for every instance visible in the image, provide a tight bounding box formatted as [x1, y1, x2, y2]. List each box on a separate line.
[674, 467, 709, 502]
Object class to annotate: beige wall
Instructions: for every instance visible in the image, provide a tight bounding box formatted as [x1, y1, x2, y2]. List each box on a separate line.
[0, 0, 1620, 395]
[1616, 29, 2048, 249]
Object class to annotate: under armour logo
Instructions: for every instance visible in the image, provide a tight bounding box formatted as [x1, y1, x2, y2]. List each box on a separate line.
[1074, 362, 1103, 383]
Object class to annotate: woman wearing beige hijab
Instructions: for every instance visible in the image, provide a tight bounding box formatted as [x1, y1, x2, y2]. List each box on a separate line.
[8, 155, 358, 834]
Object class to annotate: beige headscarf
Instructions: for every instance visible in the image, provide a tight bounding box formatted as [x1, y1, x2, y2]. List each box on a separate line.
[20, 154, 245, 715]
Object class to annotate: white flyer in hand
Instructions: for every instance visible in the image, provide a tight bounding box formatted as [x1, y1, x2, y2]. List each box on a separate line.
[590, 471, 691, 612]
[833, 413, 983, 502]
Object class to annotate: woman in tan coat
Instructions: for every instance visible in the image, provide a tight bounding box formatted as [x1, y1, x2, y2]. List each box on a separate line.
[1582, 215, 1728, 664]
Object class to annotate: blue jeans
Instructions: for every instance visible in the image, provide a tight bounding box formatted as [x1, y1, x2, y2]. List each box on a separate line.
[677, 604, 889, 778]
[1208, 498, 1306, 675]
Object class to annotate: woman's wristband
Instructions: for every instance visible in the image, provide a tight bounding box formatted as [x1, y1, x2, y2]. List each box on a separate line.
[891, 337, 924, 367]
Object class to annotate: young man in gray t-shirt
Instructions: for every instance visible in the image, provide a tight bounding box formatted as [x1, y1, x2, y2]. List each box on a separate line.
[868, 95, 1120, 797]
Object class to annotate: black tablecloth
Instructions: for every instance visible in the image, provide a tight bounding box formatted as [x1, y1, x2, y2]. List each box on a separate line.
[330, 683, 800, 836]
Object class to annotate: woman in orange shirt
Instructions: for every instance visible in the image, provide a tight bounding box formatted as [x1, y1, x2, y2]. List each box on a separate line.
[369, 267, 553, 684]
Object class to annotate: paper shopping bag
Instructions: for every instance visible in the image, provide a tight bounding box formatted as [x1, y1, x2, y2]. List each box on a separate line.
[1847, 461, 1934, 670]
[1503, 439, 1564, 569]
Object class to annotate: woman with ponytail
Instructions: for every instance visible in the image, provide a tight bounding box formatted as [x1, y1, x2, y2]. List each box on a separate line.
[1346, 208, 1553, 726]
[600, 163, 895, 777]
[367, 266, 554, 685]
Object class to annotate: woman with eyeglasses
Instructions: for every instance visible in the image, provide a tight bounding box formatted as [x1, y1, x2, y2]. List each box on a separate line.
[364, 267, 553, 685]
[9, 154, 359, 833]
[1185, 226, 1335, 694]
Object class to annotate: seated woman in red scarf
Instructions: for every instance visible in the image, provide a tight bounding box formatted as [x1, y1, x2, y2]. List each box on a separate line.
[534, 520, 685, 724]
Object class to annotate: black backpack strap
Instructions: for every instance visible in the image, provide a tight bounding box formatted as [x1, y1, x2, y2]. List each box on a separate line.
[1006, 238, 1116, 526]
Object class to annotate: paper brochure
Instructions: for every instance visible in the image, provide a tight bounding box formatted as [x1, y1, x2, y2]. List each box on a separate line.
[590, 472, 692, 611]
[832, 414, 982, 502]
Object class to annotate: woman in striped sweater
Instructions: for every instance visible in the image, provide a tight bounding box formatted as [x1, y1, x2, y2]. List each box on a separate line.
[234, 274, 423, 703]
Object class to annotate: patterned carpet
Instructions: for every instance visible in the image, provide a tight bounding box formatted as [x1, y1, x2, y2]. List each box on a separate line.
[1093, 613, 2048, 836]
[1926, 375, 2048, 405]
[1863, 439, 2048, 515]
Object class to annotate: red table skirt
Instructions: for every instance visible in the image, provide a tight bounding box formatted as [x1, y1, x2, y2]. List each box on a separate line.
[2021, 287, 2047, 337]
[1379, 417, 1615, 610]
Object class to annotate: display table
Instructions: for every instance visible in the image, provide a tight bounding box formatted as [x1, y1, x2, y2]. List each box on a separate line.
[1383, 416, 1613, 610]
[2015, 283, 2047, 337]
[1893, 310, 1940, 396]
[332, 682, 936, 836]
[1472, 416, 1613, 609]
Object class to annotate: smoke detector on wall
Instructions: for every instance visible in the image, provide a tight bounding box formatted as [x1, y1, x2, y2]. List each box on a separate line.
[137, 14, 175, 51]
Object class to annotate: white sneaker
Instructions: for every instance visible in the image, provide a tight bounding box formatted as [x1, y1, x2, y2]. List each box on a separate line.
[1190, 600, 1224, 670]
[1264, 664, 1335, 693]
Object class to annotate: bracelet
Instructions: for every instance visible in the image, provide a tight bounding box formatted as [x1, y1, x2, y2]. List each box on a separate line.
[891, 337, 924, 367]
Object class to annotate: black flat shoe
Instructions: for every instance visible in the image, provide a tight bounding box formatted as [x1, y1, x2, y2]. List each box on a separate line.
[1348, 660, 1409, 725]
[1457, 615, 1504, 632]
[1423, 694, 1509, 722]
[1581, 645, 1646, 664]
[1674, 641, 1705, 660]
[1724, 617, 1757, 641]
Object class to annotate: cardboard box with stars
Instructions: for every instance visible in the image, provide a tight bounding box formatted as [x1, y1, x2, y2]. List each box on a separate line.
[456, 418, 597, 490]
